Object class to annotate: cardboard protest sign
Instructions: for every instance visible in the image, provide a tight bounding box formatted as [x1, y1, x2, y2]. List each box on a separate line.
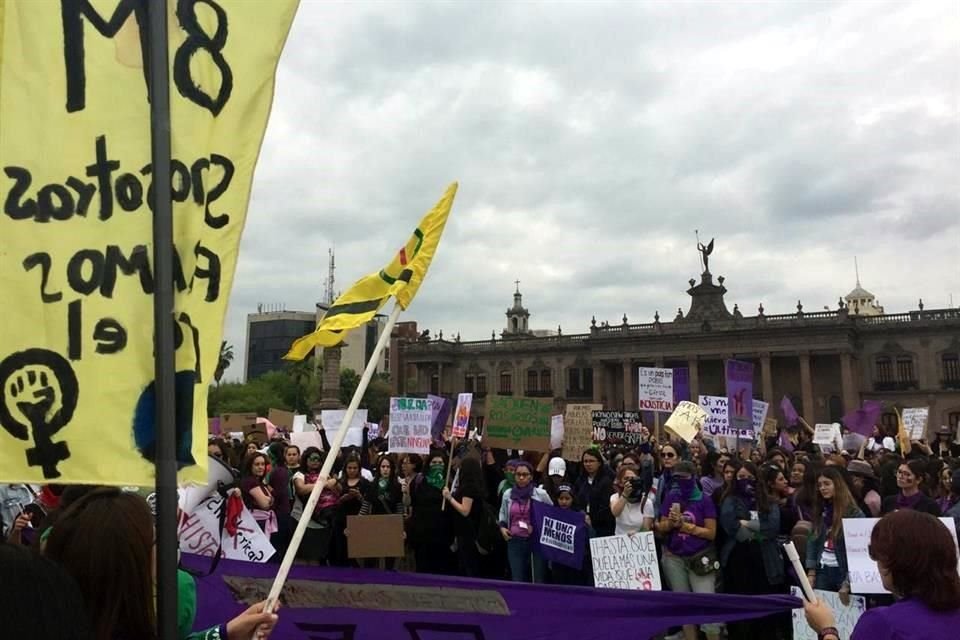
[592, 411, 644, 446]
[320, 409, 367, 447]
[243, 423, 268, 446]
[637, 367, 674, 413]
[347, 514, 405, 558]
[290, 431, 323, 453]
[222, 413, 258, 433]
[452, 393, 473, 439]
[725, 360, 754, 434]
[484, 396, 552, 451]
[563, 403, 602, 461]
[664, 401, 707, 443]
[762, 417, 779, 438]
[844, 517, 960, 593]
[531, 501, 587, 569]
[178, 495, 275, 563]
[790, 588, 865, 640]
[267, 409, 295, 431]
[901, 407, 929, 441]
[0, 2, 299, 484]
[590, 532, 662, 590]
[550, 415, 564, 450]
[388, 398, 432, 454]
[698, 396, 754, 440]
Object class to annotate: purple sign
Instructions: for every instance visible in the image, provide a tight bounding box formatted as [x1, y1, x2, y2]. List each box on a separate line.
[531, 501, 587, 569]
[184, 554, 801, 640]
[842, 399, 883, 437]
[672, 367, 690, 407]
[428, 395, 451, 445]
[725, 360, 754, 434]
[781, 395, 799, 428]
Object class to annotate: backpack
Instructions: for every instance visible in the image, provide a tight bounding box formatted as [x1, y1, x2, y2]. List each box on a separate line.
[474, 500, 501, 556]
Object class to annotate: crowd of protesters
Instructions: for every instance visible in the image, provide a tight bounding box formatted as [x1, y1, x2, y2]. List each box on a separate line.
[2, 418, 959, 639]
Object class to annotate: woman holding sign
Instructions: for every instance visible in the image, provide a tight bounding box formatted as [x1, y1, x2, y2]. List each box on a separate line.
[805, 467, 864, 598]
[498, 460, 553, 583]
[803, 510, 960, 639]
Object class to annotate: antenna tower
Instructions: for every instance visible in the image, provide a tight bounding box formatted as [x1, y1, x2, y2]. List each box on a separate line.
[324, 248, 336, 305]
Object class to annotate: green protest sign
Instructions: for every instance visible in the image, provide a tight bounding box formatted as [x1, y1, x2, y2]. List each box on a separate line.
[483, 396, 553, 451]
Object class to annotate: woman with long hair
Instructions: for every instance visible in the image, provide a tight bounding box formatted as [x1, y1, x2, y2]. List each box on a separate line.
[936, 464, 954, 514]
[805, 510, 960, 639]
[719, 461, 784, 640]
[611, 463, 654, 534]
[331, 454, 370, 566]
[443, 455, 487, 577]
[44, 488, 277, 640]
[700, 451, 728, 500]
[239, 452, 278, 537]
[847, 459, 883, 517]
[652, 442, 682, 514]
[407, 451, 454, 575]
[498, 459, 553, 583]
[806, 466, 864, 599]
[290, 447, 339, 565]
[573, 447, 615, 537]
[358, 454, 404, 569]
[881, 459, 941, 516]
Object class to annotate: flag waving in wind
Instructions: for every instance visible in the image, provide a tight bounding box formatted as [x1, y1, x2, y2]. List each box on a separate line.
[285, 183, 458, 360]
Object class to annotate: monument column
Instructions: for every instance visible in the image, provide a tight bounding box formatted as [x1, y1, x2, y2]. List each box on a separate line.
[622, 360, 634, 409]
[760, 352, 774, 402]
[437, 362, 444, 395]
[514, 361, 523, 398]
[799, 352, 815, 425]
[315, 346, 344, 411]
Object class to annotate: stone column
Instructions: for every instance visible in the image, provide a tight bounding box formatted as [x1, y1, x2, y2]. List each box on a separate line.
[687, 356, 700, 399]
[315, 346, 344, 411]
[593, 361, 605, 405]
[840, 352, 858, 414]
[514, 361, 523, 398]
[437, 362, 444, 395]
[622, 360, 634, 409]
[760, 352, 774, 402]
[799, 352, 815, 424]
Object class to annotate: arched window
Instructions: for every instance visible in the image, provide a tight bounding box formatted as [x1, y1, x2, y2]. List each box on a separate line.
[511, 317, 518, 332]
[526, 369, 538, 393]
[499, 371, 512, 395]
[541, 369, 552, 393]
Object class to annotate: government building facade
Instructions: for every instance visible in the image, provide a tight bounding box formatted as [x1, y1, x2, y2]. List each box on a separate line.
[391, 257, 960, 438]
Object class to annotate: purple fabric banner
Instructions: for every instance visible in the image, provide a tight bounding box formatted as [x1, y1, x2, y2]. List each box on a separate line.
[530, 501, 587, 569]
[672, 367, 690, 407]
[842, 399, 884, 437]
[779, 429, 795, 453]
[428, 395, 451, 446]
[185, 554, 802, 640]
[725, 360, 754, 433]
[780, 395, 799, 428]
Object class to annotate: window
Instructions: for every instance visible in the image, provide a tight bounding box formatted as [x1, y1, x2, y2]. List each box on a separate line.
[527, 369, 538, 393]
[828, 395, 842, 423]
[875, 357, 894, 384]
[943, 353, 960, 387]
[881, 412, 898, 432]
[464, 375, 474, 393]
[541, 369, 552, 393]
[430, 374, 439, 395]
[949, 412, 960, 430]
[476, 375, 487, 394]
[896, 357, 915, 384]
[499, 371, 512, 395]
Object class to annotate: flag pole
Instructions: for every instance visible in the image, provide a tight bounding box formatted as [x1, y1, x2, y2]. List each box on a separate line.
[261, 301, 404, 617]
[441, 436, 457, 511]
[146, 0, 178, 638]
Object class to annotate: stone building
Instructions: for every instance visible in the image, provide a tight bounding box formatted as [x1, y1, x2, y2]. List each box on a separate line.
[392, 256, 960, 437]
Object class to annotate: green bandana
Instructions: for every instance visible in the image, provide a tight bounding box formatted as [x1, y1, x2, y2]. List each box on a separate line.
[426, 464, 445, 489]
[378, 477, 389, 491]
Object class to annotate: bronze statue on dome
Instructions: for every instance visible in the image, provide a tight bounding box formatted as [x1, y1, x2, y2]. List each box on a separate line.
[696, 231, 714, 274]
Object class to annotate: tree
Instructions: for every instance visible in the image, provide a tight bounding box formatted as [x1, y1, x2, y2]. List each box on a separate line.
[215, 341, 234, 386]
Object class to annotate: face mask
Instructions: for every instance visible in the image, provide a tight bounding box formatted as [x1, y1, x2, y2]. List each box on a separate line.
[426, 464, 445, 489]
[378, 477, 389, 491]
[736, 478, 757, 497]
[504, 471, 516, 487]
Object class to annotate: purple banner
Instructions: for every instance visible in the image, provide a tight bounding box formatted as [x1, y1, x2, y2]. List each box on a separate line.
[842, 399, 883, 437]
[780, 395, 800, 428]
[725, 360, 754, 433]
[428, 395, 451, 445]
[185, 554, 801, 640]
[672, 367, 690, 407]
[530, 501, 587, 569]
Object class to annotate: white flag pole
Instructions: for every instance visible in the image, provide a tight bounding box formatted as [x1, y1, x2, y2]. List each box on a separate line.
[259, 301, 403, 619]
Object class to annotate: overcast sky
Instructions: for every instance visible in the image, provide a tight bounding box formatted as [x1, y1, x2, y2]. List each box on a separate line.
[224, 0, 959, 381]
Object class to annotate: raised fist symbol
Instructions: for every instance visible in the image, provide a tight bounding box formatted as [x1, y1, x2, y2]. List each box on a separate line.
[0, 349, 78, 478]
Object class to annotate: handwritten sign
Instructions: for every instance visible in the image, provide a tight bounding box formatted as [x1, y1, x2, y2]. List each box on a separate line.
[563, 403, 602, 461]
[178, 495, 275, 563]
[590, 532, 662, 591]
[484, 396, 552, 451]
[901, 407, 929, 441]
[843, 517, 960, 593]
[725, 360, 754, 433]
[592, 411, 644, 446]
[452, 393, 473, 439]
[790, 588, 864, 640]
[698, 396, 754, 440]
[814, 424, 839, 452]
[664, 401, 707, 443]
[637, 367, 674, 412]
[388, 398, 432, 454]
[320, 409, 367, 448]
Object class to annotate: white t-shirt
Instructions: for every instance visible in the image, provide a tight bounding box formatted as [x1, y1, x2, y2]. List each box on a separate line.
[612, 490, 655, 536]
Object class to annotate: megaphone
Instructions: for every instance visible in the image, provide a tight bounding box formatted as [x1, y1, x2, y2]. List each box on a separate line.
[178, 455, 238, 514]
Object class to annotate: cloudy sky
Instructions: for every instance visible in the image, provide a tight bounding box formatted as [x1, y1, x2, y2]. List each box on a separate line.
[225, 0, 959, 380]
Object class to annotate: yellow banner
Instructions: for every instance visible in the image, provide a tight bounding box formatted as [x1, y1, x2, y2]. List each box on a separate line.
[0, 0, 299, 484]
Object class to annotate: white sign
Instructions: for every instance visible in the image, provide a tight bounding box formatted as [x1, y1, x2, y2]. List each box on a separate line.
[540, 515, 576, 555]
[320, 409, 368, 447]
[367, 423, 380, 439]
[637, 367, 675, 412]
[753, 400, 770, 433]
[289, 431, 323, 453]
[814, 423, 840, 452]
[388, 397, 432, 454]
[901, 407, 929, 441]
[452, 393, 473, 439]
[550, 415, 565, 450]
[790, 588, 865, 640]
[665, 401, 707, 443]
[292, 414, 308, 433]
[698, 395, 754, 439]
[590, 532, 662, 591]
[843, 517, 959, 594]
[178, 495, 275, 563]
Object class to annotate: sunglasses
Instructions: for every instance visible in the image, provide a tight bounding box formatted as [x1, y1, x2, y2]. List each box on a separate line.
[515, 472, 531, 478]
[662, 452, 677, 459]
[308, 455, 321, 462]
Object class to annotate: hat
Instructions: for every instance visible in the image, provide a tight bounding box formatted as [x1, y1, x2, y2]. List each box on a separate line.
[548, 457, 567, 477]
[936, 425, 953, 437]
[556, 483, 574, 497]
[847, 459, 877, 481]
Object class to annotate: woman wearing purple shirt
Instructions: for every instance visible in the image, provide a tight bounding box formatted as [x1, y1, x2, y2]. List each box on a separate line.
[656, 461, 721, 640]
[804, 510, 960, 640]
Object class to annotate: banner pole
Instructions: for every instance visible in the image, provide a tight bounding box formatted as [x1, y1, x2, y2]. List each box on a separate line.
[146, 1, 178, 638]
[441, 436, 457, 511]
[261, 301, 403, 619]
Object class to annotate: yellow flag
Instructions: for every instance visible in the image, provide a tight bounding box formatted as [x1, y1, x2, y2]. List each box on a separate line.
[0, 0, 299, 484]
[285, 182, 458, 361]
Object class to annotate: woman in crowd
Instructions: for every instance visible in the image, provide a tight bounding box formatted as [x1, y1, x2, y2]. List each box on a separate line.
[540, 456, 568, 501]
[240, 452, 278, 537]
[291, 447, 339, 565]
[406, 451, 454, 575]
[284, 444, 301, 473]
[574, 447, 615, 537]
[719, 461, 783, 640]
[795, 462, 823, 521]
[806, 466, 863, 597]
[882, 458, 941, 516]
[611, 463, 654, 535]
[207, 438, 230, 464]
[443, 455, 487, 577]
[933, 425, 960, 459]
[847, 459, 882, 517]
[265, 442, 292, 561]
[936, 464, 955, 514]
[498, 460, 553, 583]
[44, 488, 278, 640]
[331, 454, 370, 566]
[700, 451, 727, 500]
[790, 459, 808, 490]
[547, 483, 589, 586]
[765, 448, 791, 472]
[804, 510, 960, 639]
[653, 442, 682, 513]
[656, 461, 721, 640]
[765, 463, 798, 539]
[400, 454, 423, 483]
[357, 454, 404, 569]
